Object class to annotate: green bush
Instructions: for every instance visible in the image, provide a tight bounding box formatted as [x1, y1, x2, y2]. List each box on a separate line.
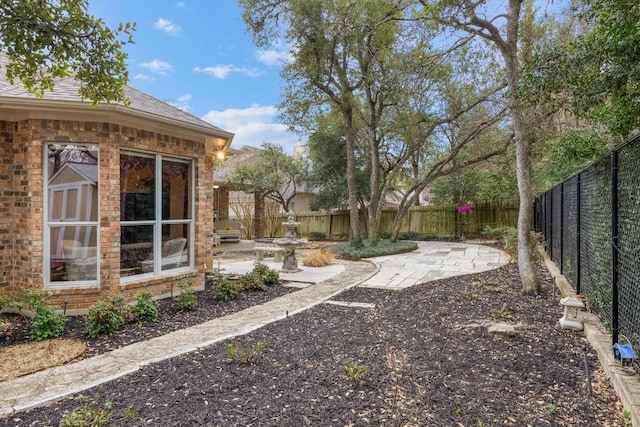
[240, 272, 266, 291]
[85, 296, 128, 338]
[251, 261, 271, 279]
[225, 341, 266, 365]
[23, 288, 67, 341]
[215, 277, 238, 301]
[31, 308, 67, 341]
[175, 283, 197, 311]
[308, 231, 327, 241]
[130, 291, 158, 325]
[263, 269, 280, 286]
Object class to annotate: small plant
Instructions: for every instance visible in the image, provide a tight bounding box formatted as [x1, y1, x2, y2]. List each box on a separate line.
[214, 276, 238, 301]
[251, 262, 279, 286]
[130, 291, 158, 325]
[225, 341, 266, 365]
[459, 289, 479, 301]
[344, 361, 369, 384]
[123, 406, 138, 421]
[30, 308, 68, 341]
[547, 403, 557, 413]
[252, 261, 271, 278]
[175, 281, 197, 311]
[302, 248, 334, 267]
[491, 303, 515, 321]
[59, 396, 113, 427]
[85, 295, 128, 338]
[240, 271, 266, 291]
[23, 288, 67, 341]
[454, 407, 463, 416]
[0, 295, 9, 324]
[263, 269, 280, 286]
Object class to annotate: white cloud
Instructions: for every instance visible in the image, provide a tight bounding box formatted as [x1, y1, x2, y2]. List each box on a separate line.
[193, 65, 261, 79]
[256, 49, 293, 66]
[153, 18, 182, 36]
[133, 73, 155, 82]
[140, 59, 173, 75]
[174, 1, 186, 7]
[167, 94, 192, 112]
[201, 104, 299, 154]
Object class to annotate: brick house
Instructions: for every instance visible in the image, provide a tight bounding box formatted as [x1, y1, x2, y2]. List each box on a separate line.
[0, 56, 234, 314]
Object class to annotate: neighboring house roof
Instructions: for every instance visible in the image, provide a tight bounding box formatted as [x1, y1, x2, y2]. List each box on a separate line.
[0, 52, 234, 148]
[48, 162, 99, 185]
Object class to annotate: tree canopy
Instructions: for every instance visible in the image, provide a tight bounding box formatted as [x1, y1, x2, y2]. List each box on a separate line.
[228, 143, 308, 212]
[0, 0, 135, 104]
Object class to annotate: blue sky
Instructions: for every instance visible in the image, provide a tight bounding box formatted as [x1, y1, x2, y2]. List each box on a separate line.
[89, 0, 300, 154]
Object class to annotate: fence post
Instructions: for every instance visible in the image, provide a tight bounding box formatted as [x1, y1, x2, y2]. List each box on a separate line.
[549, 189, 553, 260]
[576, 173, 581, 294]
[611, 151, 619, 345]
[560, 182, 564, 274]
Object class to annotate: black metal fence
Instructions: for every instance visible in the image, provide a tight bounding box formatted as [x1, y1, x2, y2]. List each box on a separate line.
[535, 133, 640, 353]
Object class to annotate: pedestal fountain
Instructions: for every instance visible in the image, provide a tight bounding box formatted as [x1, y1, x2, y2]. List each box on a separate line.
[274, 212, 308, 273]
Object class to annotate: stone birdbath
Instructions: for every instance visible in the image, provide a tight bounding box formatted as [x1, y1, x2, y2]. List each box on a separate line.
[274, 211, 308, 273]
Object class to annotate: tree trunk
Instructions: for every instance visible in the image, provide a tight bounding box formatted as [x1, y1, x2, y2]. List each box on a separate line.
[512, 110, 540, 294]
[344, 107, 361, 243]
[500, 0, 539, 294]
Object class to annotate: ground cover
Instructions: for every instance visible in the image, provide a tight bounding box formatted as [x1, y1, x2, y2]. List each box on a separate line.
[0, 257, 629, 426]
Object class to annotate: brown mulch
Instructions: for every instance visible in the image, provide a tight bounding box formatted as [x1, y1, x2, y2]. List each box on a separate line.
[0, 259, 630, 426]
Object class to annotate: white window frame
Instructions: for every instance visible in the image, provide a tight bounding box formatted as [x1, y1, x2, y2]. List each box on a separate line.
[120, 151, 195, 282]
[44, 143, 100, 288]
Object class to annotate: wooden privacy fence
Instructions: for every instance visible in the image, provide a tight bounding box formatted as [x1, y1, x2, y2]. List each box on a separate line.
[272, 200, 519, 239]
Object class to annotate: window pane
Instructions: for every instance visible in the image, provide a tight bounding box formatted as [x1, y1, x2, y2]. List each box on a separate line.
[120, 225, 154, 277]
[47, 145, 99, 222]
[50, 225, 98, 282]
[161, 223, 189, 271]
[120, 154, 155, 221]
[162, 160, 191, 220]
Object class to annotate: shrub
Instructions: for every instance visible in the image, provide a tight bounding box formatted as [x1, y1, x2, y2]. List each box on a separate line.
[249, 262, 279, 286]
[263, 269, 280, 286]
[85, 296, 128, 338]
[31, 308, 68, 341]
[239, 272, 266, 291]
[130, 291, 158, 325]
[215, 277, 238, 301]
[308, 231, 327, 241]
[251, 261, 271, 279]
[302, 248, 334, 267]
[23, 288, 67, 341]
[225, 341, 266, 365]
[59, 397, 113, 427]
[175, 282, 197, 311]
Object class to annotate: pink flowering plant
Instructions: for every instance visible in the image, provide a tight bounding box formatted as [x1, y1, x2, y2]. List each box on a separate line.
[457, 205, 473, 215]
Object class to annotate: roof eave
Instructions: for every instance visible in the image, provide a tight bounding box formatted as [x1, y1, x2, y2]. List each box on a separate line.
[0, 97, 234, 149]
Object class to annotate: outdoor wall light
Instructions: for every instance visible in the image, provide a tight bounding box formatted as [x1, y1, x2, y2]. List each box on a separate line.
[216, 150, 225, 161]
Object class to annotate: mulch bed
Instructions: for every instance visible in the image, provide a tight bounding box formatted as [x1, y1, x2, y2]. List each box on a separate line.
[0, 261, 630, 426]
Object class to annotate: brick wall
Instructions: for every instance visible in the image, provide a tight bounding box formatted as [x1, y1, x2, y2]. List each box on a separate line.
[0, 119, 214, 312]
